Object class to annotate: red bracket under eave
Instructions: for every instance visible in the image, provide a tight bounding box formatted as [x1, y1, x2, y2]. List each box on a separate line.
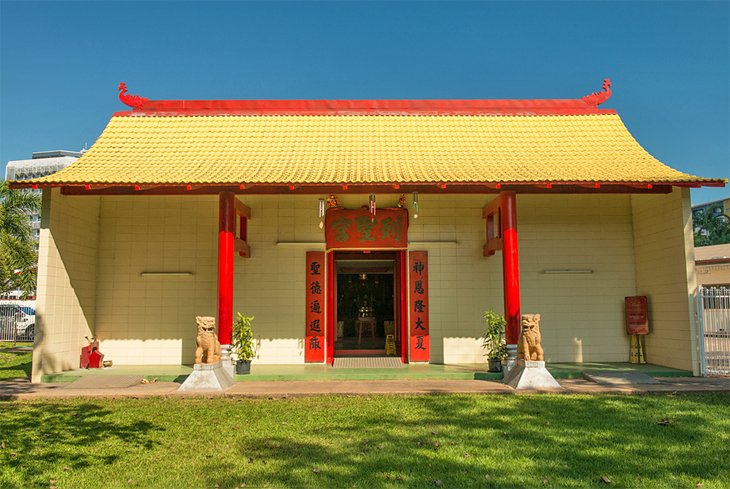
[483, 196, 503, 257]
[234, 198, 251, 258]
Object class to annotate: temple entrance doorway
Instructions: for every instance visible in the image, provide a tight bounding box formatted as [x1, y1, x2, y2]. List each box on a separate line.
[333, 251, 404, 357]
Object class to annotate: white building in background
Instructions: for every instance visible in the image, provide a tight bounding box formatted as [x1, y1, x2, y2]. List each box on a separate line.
[5, 150, 83, 244]
[3, 150, 82, 299]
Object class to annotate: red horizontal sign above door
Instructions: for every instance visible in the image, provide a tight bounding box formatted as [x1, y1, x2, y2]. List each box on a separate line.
[325, 208, 408, 250]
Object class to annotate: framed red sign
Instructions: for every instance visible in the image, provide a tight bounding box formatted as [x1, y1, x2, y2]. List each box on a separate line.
[409, 251, 430, 362]
[325, 208, 408, 250]
[625, 296, 649, 335]
[305, 251, 326, 362]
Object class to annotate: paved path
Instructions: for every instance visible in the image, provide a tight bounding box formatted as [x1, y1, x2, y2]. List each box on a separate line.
[0, 376, 728, 400]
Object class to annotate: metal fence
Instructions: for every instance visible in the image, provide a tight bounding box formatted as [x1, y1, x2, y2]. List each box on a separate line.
[697, 286, 730, 376]
[0, 304, 35, 345]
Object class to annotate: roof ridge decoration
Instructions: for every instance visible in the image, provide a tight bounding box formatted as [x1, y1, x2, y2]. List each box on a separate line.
[118, 82, 149, 109]
[582, 79, 612, 107]
[114, 79, 618, 116]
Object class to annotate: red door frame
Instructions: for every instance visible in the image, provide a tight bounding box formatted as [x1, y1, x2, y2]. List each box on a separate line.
[325, 250, 408, 364]
[399, 250, 409, 364]
[326, 251, 336, 364]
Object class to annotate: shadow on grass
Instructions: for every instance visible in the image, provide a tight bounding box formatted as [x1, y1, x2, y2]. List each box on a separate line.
[0, 401, 162, 486]
[203, 393, 730, 488]
[0, 350, 31, 379]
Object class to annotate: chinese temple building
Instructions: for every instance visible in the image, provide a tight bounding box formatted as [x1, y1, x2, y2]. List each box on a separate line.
[13, 81, 726, 382]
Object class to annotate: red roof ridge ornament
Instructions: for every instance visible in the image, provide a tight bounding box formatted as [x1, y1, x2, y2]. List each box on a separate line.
[582, 78, 612, 107]
[118, 82, 149, 109]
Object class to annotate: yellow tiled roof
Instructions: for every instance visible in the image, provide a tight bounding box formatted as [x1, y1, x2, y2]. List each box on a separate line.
[24, 113, 717, 186]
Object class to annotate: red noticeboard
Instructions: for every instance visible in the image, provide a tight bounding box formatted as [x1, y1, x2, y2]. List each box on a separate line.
[305, 251, 326, 362]
[625, 296, 649, 335]
[325, 208, 408, 250]
[409, 251, 430, 362]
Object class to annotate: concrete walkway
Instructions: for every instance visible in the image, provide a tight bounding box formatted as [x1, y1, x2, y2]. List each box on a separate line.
[1, 376, 728, 400]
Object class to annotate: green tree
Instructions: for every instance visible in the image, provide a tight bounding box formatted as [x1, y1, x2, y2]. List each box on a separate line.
[0, 180, 41, 297]
[694, 203, 730, 247]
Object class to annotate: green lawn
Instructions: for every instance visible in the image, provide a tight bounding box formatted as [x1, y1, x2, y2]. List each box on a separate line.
[0, 342, 31, 380]
[1, 393, 728, 488]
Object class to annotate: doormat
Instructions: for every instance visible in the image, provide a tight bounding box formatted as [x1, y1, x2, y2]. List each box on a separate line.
[583, 370, 659, 385]
[65, 375, 144, 389]
[333, 357, 403, 369]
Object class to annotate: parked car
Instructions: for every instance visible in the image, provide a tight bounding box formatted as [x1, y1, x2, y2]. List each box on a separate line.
[0, 305, 35, 341]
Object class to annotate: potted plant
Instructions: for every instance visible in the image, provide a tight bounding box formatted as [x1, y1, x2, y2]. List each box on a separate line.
[232, 312, 255, 375]
[481, 310, 508, 372]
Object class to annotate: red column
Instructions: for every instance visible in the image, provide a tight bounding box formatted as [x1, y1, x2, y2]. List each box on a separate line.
[501, 191, 521, 344]
[217, 191, 235, 345]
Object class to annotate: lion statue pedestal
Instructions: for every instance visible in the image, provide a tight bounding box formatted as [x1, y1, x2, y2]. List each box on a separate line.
[178, 316, 234, 392]
[503, 314, 561, 390]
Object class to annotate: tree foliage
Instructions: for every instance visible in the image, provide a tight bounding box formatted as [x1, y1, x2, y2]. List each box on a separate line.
[693, 203, 730, 247]
[0, 180, 41, 298]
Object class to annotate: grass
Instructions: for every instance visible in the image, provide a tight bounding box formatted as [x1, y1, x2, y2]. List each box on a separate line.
[0, 393, 728, 488]
[0, 342, 31, 380]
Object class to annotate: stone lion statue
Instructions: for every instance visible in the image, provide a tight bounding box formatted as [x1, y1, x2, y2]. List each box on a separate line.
[517, 314, 544, 361]
[195, 316, 221, 364]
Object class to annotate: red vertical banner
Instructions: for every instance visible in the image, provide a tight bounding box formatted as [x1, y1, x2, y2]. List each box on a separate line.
[409, 251, 430, 362]
[305, 251, 326, 363]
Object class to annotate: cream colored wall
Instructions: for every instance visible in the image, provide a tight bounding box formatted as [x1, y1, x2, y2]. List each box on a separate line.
[93, 193, 642, 366]
[95, 195, 323, 365]
[415, 194, 637, 364]
[95, 196, 219, 365]
[33, 188, 699, 374]
[518, 194, 637, 363]
[32, 190, 100, 382]
[631, 188, 698, 372]
[407, 194, 499, 364]
[233, 195, 324, 364]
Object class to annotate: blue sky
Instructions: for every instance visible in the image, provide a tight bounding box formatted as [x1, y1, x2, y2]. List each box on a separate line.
[1, 1, 728, 203]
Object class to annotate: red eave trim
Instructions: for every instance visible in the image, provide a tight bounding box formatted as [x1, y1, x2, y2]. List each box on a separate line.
[11, 180, 725, 192]
[12, 182, 683, 196]
[112, 98, 616, 116]
[697, 258, 730, 266]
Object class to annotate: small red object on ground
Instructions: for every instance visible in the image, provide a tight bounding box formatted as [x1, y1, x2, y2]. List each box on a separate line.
[80, 336, 104, 369]
[79, 346, 90, 369]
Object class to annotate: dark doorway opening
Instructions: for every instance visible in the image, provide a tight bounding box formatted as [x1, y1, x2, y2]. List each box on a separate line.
[334, 251, 402, 357]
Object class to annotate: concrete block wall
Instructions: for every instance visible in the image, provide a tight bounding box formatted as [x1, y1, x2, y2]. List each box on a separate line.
[92, 193, 641, 366]
[32, 189, 100, 382]
[40, 190, 696, 370]
[631, 188, 698, 372]
[519, 194, 637, 363]
[233, 195, 324, 364]
[95, 196, 219, 365]
[95, 195, 322, 365]
[415, 194, 636, 364]
[406, 194, 501, 364]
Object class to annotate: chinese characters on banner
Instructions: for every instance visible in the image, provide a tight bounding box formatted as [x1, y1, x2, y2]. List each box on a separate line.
[305, 251, 326, 362]
[409, 251, 430, 362]
[625, 296, 649, 335]
[325, 208, 408, 249]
